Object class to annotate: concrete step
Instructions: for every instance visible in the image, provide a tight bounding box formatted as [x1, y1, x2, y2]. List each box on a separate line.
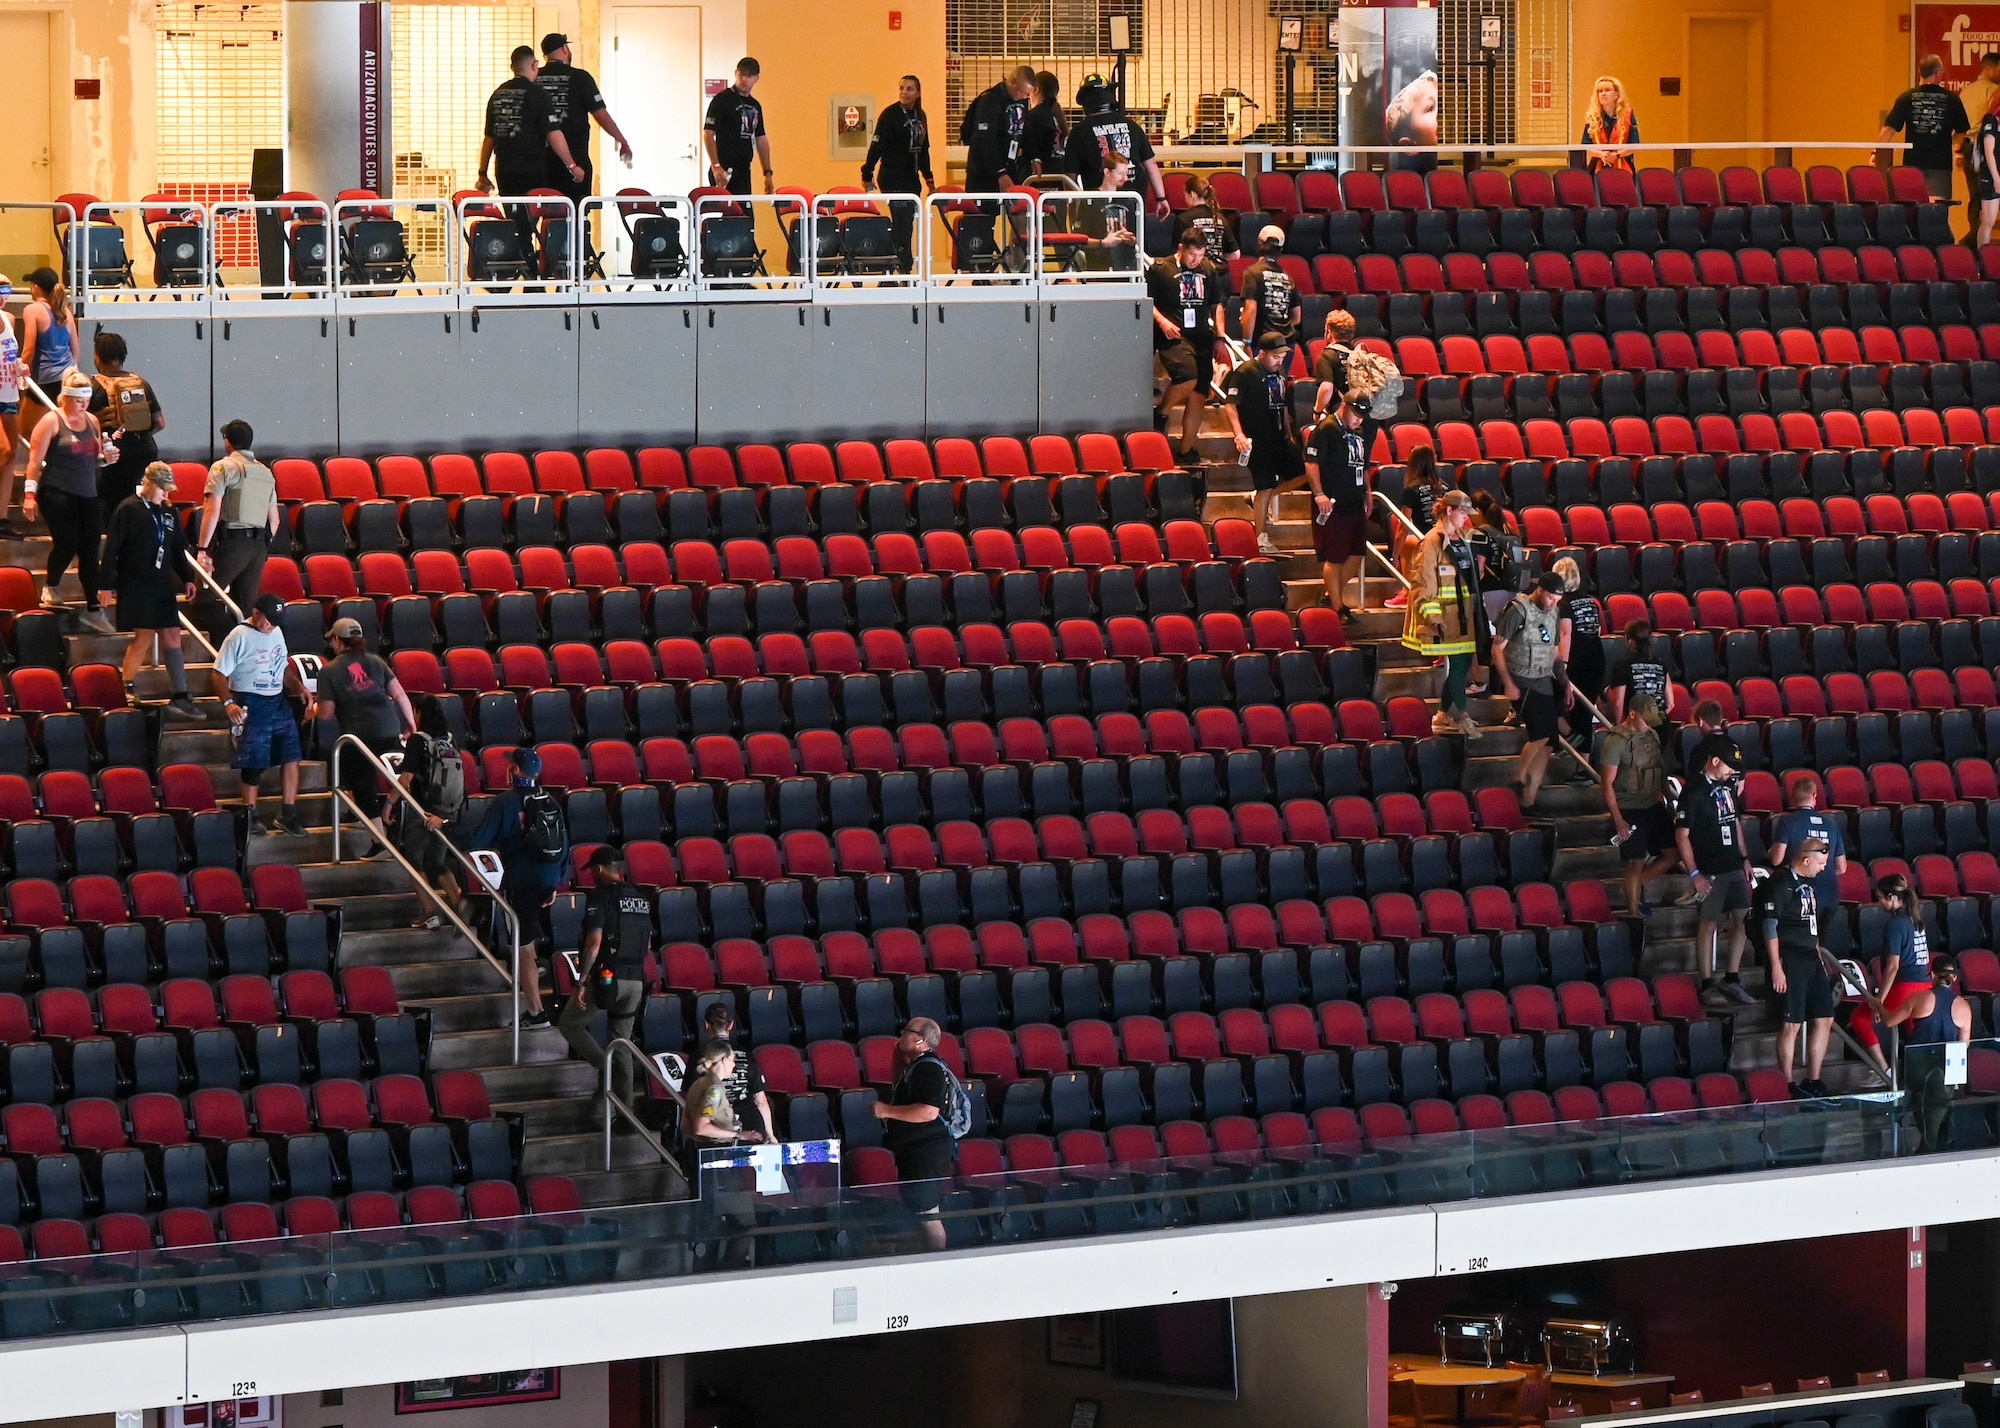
[569, 1165, 686, 1209]
[338, 923, 473, 964]
[428, 1024, 572, 1071]
[337, 890, 429, 931]
[480, 1058, 604, 1104]
[386, 958, 509, 1001]
[296, 860, 415, 898]
[522, 1127, 679, 1176]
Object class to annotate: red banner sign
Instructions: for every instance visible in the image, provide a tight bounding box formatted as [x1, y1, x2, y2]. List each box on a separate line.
[358, 1, 383, 193]
[1912, 3, 2000, 89]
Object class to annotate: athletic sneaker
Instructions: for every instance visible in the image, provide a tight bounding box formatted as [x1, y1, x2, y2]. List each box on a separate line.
[1699, 980, 1732, 1008]
[279, 809, 308, 838]
[39, 586, 61, 609]
[0, 520, 20, 539]
[80, 608, 112, 635]
[246, 818, 271, 838]
[1788, 1080, 1812, 1100]
[520, 1009, 551, 1029]
[1637, 898, 1655, 918]
[1256, 536, 1283, 556]
[1431, 712, 1459, 736]
[1804, 1079, 1830, 1098]
[1722, 981, 1757, 1005]
[1454, 712, 1480, 739]
[167, 695, 202, 721]
[1384, 590, 1408, 608]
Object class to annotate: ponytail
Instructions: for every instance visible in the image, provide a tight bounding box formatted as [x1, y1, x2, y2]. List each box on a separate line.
[49, 280, 70, 325]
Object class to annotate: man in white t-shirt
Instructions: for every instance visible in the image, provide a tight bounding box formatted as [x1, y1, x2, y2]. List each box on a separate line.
[211, 592, 307, 836]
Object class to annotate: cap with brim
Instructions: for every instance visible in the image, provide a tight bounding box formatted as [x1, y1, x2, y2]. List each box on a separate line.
[251, 593, 284, 622]
[143, 462, 174, 489]
[1713, 743, 1746, 773]
[587, 845, 625, 870]
[1536, 572, 1567, 593]
[1258, 224, 1285, 246]
[1255, 332, 1287, 352]
[1439, 490, 1473, 510]
[328, 617, 363, 642]
[540, 32, 568, 53]
[513, 747, 543, 778]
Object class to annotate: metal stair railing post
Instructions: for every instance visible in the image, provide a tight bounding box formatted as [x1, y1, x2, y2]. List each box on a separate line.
[601, 1037, 682, 1173]
[327, 732, 522, 1064]
[1364, 487, 1423, 605]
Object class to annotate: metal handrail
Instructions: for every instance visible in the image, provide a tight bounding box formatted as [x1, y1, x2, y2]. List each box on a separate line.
[601, 1037, 679, 1172]
[327, 732, 521, 1064]
[182, 549, 245, 625]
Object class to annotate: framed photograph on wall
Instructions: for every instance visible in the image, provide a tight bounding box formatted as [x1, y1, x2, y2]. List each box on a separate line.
[829, 94, 875, 161]
[394, 1369, 561, 1413]
[1048, 1313, 1106, 1370]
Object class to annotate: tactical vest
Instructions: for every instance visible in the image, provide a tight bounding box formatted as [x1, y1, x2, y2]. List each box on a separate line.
[215, 451, 277, 528]
[1505, 595, 1560, 681]
[1611, 727, 1664, 808]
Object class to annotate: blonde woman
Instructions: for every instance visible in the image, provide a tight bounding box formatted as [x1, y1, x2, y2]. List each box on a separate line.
[1401, 489, 1481, 738]
[1579, 76, 1639, 172]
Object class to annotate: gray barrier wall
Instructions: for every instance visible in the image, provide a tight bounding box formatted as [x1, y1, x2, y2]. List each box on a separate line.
[81, 288, 1151, 461]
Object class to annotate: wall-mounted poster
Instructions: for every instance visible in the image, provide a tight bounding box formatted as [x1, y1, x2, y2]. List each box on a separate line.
[1048, 1313, 1106, 1368]
[1336, 1, 1440, 166]
[1912, 4, 2000, 89]
[394, 1369, 561, 1413]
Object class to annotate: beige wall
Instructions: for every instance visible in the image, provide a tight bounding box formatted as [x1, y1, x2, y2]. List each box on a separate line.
[745, 0, 945, 193]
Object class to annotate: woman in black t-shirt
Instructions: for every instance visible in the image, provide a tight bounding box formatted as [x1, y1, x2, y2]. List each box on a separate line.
[1552, 555, 1608, 740]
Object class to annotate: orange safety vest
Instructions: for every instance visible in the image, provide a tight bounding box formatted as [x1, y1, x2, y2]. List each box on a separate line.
[1584, 108, 1635, 172]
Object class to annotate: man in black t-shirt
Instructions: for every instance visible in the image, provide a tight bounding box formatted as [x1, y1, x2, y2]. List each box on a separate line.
[559, 847, 651, 1112]
[536, 34, 633, 204]
[1879, 54, 1970, 200]
[872, 1017, 957, 1249]
[1674, 742, 1757, 1008]
[478, 47, 577, 250]
[1148, 230, 1221, 461]
[310, 618, 417, 858]
[1067, 74, 1170, 218]
[962, 66, 1036, 194]
[1311, 308, 1359, 423]
[1758, 839, 1834, 1096]
[1222, 333, 1305, 556]
[1238, 227, 1301, 370]
[704, 58, 772, 195]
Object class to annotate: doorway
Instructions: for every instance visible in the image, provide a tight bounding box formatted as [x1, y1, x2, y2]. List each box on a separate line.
[1687, 15, 1763, 171]
[0, 12, 55, 274]
[605, 6, 705, 199]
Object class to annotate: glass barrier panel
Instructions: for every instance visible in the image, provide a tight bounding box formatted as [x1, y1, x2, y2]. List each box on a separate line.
[1036, 191, 1146, 283]
[580, 194, 695, 296]
[921, 192, 1037, 287]
[693, 193, 809, 293]
[332, 196, 457, 299]
[808, 192, 925, 288]
[210, 200, 334, 300]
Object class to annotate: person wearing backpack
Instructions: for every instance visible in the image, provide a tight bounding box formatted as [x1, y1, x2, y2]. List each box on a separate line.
[559, 846, 651, 1114]
[469, 747, 571, 1027]
[86, 331, 164, 514]
[1493, 573, 1567, 806]
[195, 418, 281, 639]
[398, 694, 469, 930]
[872, 1016, 966, 1250]
[310, 619, 418, 860]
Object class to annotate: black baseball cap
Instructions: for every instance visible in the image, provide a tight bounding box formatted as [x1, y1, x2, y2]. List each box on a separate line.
[1535, 572, 1566, 593]
[252, 593, 284, 621]
[540, 32, 569, 54]
[1255, 332, 1288, 352]
[587, 845, 625, 872]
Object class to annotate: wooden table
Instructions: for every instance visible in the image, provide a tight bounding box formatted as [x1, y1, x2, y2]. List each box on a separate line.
[1550, 1372, 1676, 1414]
[1401, 1366, 1528, 1424]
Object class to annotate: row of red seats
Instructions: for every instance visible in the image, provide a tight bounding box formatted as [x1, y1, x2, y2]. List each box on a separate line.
[1690, 668, 2000, 720]
[1576, 585, 1998, 638]
[1375, 408, 1994, 462]
[0, 1176, 579, 1261]
[1199, 164, 1932, 223]
[241, 432, 1186, 507]
[845, 1066, 1831, 1191]
[1359, 328, 2000, 386]
[0, 969, 403, 1041]
[1523, 493, 2000, 545]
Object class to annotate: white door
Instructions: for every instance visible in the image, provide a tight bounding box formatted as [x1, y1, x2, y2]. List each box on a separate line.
[0, 13, 54, 272]
[606, 6, 704, 199]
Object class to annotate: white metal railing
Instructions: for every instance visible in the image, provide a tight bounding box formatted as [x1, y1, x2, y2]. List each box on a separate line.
[208, 198, 334, 301]
[332, 195, 456, 301]
[1035, 191, 1145, 285]
[326, 733, 523, 1064]
[695, 192, 808, 294]
[921, 191, 1038, 288]
[804, 191, 925, 289]
[601, 1037, 679, 1171]
[581, 192, 696, 297]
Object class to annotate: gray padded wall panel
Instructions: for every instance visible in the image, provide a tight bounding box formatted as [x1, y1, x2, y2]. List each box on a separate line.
[1039, 294, 1153, 434]
[697, 303, 812, 443]
[212, 313, 338, 458]
[926, 297, 1038, 435]
[578, 303, 697, 449]
[88, 314, 212, 463]
[461, 306, 580, 450]
[810, 300, 925, 439]
[337, 309, 461, 454]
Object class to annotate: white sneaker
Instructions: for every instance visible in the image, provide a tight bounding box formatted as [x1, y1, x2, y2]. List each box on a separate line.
[39, 586, 61, 609]
[1256, 537, 1283, 556]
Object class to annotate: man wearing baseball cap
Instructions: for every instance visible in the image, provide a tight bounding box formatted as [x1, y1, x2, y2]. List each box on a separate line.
[1068, 72, 1169, 218]
[211, 592, 307, 837]
[469, 746, 571, 1027]
[98, 461, 200, 718]
[559, 845, 651, 1113]
[1220, 332, 1306, 556]
[1675, 739, 1757, 1007]
[1238, 224, 1301, 364]
[1598, 693, 1677, 919]
[309, 617, 418, 859]
[535, 33, 632, 205]
[1493, 571, 1569, 806]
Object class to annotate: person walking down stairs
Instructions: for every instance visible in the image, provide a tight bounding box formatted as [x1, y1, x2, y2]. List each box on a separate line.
[1400, 489, 1481, 739]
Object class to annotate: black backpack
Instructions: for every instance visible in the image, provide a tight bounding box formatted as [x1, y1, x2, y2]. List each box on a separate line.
[518, 786, 566, 863]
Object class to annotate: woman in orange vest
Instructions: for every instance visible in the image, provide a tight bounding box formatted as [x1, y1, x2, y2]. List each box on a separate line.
[1579, 75, 1639, 172]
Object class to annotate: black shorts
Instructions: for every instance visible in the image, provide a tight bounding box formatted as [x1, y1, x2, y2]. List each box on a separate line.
[1619, 802, 1675, 862]
[1778, 950, 1835, 1023]
[1248, 437, 1306, 491]
[1519, 687, 1561, 742]
[1158, 335, 1215, 394]
[892, 1136, 956, 1213]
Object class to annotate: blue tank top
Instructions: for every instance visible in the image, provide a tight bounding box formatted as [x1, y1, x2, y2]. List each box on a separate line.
[31, 309, 72, 384]
[1906, 985, 1959, 1047]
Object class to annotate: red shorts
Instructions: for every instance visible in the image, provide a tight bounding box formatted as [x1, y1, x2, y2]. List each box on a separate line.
[1849, 979, 1928, 1050]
